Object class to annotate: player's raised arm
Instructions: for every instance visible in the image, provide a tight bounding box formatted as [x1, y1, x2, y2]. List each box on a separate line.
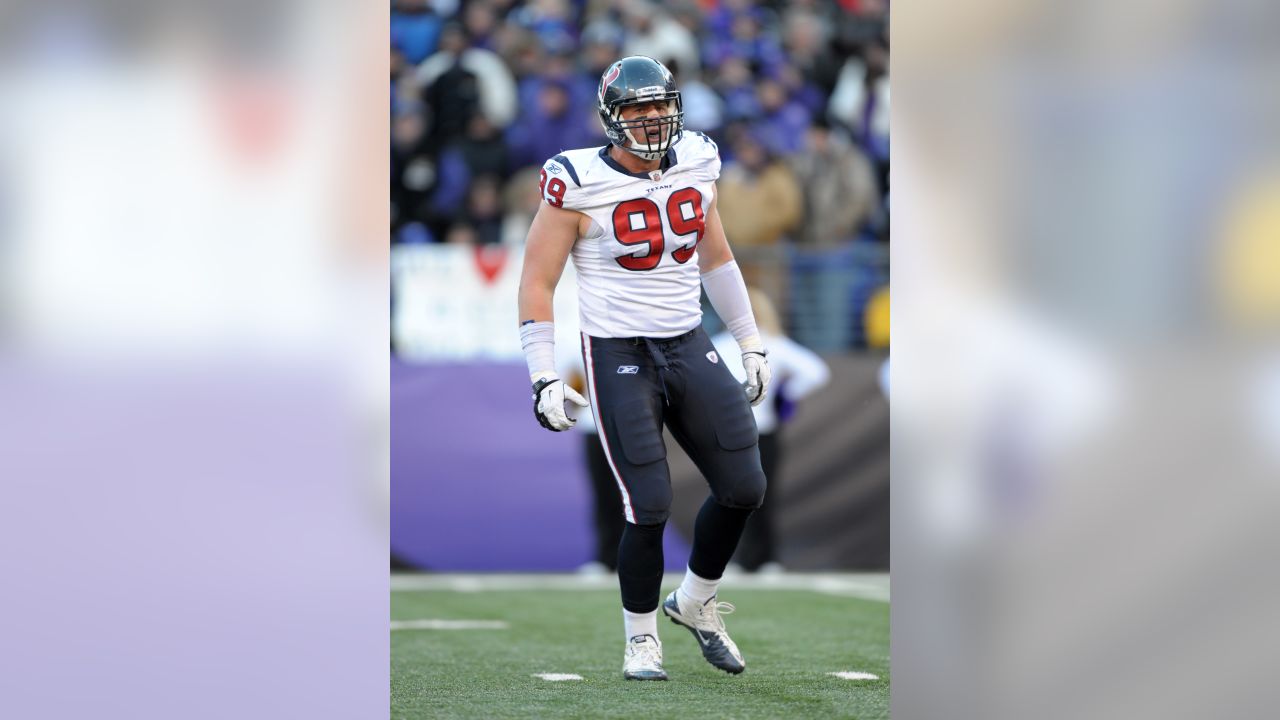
[697, 188, 773, 406]
[518, 199, 588, 431]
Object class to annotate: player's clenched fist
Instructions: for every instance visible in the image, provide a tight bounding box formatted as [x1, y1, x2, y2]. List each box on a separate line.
[532, 373, 589, 431]
[741, 351, 771, 407]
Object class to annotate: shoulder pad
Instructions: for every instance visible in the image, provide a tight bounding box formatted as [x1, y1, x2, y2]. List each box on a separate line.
[679, 132, 721, 183]
[540, 154, 584, 210]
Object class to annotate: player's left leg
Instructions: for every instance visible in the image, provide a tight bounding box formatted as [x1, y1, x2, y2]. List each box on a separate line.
[658, 328, 766, 674]
[733, 430, 781, 572]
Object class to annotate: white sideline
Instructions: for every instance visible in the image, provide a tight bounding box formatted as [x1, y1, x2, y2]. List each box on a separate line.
[390, 619, 509, 631]
[829, 671, 880, 680]
[390, 572, 889, 603]
[532, 673, 584, 681]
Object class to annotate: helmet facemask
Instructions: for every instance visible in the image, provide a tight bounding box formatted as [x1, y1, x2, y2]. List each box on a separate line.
[603, 92, 684, 161]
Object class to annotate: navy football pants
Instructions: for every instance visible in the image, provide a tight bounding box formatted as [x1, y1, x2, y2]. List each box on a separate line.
[580, 327, 767, 527]
[583, 327, 765, 612]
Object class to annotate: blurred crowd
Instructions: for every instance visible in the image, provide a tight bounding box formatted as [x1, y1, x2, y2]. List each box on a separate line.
[391, 0, 888, 250]
[391, 0, 889, 350]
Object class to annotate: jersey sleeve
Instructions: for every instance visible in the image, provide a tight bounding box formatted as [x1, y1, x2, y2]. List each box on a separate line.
[539, 155, 586, 211]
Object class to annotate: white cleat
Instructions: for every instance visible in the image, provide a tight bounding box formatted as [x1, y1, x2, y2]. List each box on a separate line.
[662, 590, 746, 674]
[622, 634, 668, 681]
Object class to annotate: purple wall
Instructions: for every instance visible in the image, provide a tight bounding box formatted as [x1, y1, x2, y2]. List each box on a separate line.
[391, 358, 691, 570]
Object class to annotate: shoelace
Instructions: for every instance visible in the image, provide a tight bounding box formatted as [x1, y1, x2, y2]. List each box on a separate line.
[696, 601, 735, 633]
[630, 639, 662, 668]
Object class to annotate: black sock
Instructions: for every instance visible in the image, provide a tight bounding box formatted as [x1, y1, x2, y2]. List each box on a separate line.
[617, 521, 666, 613]
[688, 497, 754, 581]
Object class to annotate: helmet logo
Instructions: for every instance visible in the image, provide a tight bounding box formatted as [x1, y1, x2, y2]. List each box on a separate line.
[600, 64, 622, 100]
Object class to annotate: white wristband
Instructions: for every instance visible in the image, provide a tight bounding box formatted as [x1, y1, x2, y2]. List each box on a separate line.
[701, 260, 762, 352]
[519, 321, 556, 380]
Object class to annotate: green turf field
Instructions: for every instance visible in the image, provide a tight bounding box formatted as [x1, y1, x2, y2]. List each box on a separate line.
[392, 575, 889, 719]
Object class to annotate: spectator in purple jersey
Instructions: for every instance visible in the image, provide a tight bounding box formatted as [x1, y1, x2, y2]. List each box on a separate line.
[505, 79, 596, 171]
[702, 7, 786, 80]
[516, 51, 597, 125]
[391, 0, 443, 64]
[461, 0, 501, 51]
[752, 76, 812, 156]
[507, 0, 577, 56]
[714, 57, 761, 124]
[702, 0, 758, 40]
[777, 62, 826, 120]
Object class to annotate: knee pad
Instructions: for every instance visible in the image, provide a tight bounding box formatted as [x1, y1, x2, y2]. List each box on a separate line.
[626, 481, 673, 525]
[718, 470, 766, 510]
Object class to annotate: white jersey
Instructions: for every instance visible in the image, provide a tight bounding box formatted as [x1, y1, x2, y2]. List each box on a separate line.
[540, 131, 721, 339]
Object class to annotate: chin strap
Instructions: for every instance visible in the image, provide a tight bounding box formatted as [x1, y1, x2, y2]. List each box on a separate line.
[620, 143, 666, 161]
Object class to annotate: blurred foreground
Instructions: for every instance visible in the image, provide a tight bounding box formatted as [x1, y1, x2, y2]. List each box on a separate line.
[895, 0, 1280, 718]
[0, 3, 389, 719]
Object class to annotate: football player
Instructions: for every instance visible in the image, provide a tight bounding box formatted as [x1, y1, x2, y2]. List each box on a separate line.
[518, 56, 771, 681]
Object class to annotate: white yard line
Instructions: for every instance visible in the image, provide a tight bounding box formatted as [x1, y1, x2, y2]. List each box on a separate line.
[829, 671, 880, 680]
[390, 573, 889, 603]
[390, 619, 509, 631]
[531, 673, 584, 681]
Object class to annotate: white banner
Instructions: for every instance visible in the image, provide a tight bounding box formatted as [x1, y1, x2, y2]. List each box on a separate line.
[391, 245, 580, 362]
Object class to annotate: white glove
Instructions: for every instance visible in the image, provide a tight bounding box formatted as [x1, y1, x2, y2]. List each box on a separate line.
[531, 372, 589, 432]
[742, 351, 771, 407]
